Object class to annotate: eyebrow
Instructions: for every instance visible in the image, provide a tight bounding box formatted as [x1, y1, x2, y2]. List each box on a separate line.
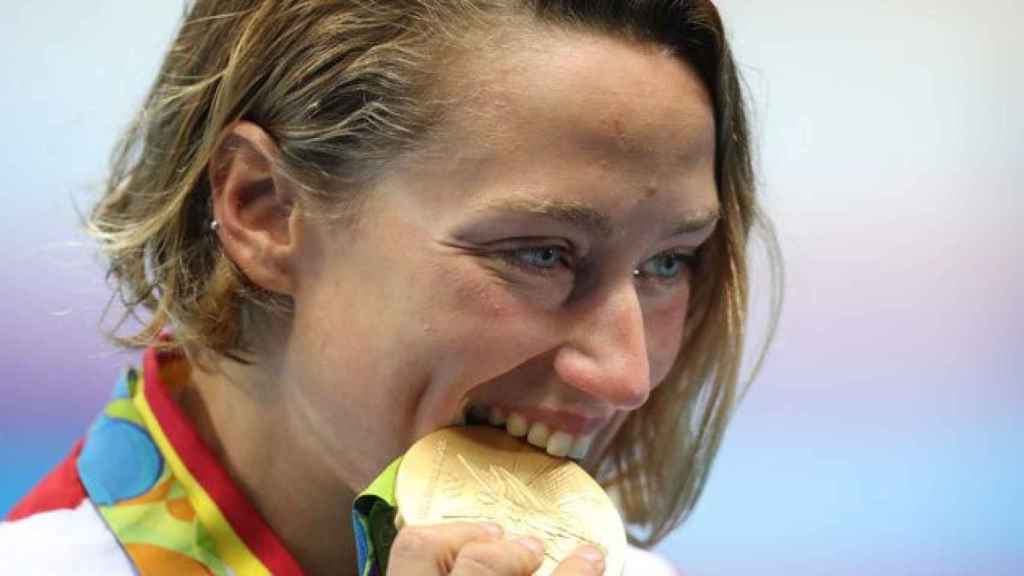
[469, 196, 720, 238]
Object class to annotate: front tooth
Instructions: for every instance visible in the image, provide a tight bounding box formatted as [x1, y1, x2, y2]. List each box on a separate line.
[546, 431, 574, 457]
[506, 413, 529, 437]
[568, 434, 594, 460]
[526, 422, 551, 448]
[488, 408, 507, 426]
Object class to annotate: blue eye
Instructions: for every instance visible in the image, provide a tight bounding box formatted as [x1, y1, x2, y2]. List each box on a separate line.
[635, 252, 698, 282]
[507, 246, 570, 271]
[496, 245, 697, 284]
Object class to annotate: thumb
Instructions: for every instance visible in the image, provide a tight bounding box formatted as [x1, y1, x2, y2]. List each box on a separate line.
[550, 544, 606, 575]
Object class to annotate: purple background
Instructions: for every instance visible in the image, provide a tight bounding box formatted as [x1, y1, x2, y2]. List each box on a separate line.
[2, 1, 1021, 574]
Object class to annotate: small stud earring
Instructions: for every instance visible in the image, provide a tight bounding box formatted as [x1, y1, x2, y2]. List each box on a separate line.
[210, 219, 220, 232]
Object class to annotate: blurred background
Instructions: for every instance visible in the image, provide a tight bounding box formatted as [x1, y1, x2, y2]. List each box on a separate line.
[1, 1, 1020, 574]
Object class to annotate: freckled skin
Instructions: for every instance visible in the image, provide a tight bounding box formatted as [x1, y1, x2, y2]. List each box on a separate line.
[283, 30, 720, 492]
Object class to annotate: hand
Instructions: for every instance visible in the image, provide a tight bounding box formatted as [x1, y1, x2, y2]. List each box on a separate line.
[387, 522, 606, 575]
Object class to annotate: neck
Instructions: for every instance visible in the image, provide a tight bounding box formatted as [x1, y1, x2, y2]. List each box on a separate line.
[180, 357, 359, 576]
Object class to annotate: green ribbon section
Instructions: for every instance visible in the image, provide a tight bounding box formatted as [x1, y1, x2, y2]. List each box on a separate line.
[353, 456, 403, 575]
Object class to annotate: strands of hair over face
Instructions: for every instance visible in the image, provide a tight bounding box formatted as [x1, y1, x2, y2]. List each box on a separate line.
[88, 0, 783, 548]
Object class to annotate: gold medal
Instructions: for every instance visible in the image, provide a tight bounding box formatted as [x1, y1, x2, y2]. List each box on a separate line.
[394, 426, 626, 575]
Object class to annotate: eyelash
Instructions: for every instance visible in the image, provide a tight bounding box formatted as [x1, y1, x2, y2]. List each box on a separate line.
[498, 246, 700, 284]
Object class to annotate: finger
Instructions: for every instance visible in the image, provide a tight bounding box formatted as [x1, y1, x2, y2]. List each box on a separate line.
[449, 536, 545, 576]
[388, 522, 503, 575]
[550, 544, 605, 576]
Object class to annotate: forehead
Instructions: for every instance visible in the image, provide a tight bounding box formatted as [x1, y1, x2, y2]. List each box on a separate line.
[442, 27, 714, 163]
[398, 27, 718, 224]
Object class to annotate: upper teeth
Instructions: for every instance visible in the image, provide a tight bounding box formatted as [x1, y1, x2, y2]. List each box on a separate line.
[458, 405, 594, 461]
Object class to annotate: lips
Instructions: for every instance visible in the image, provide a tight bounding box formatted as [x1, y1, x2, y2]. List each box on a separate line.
[454, 403, 600, 461]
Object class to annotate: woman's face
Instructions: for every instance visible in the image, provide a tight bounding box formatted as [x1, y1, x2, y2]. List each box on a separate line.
[284, 29, 720, 491]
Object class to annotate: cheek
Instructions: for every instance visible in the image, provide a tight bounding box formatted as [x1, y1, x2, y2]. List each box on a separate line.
[644, 286, 691, 386]
[421, 267, 559, 394]
[406, 269, 562, 437]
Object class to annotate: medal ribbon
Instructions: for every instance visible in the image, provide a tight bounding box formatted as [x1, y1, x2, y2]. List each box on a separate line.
[352, 457, 403, 576]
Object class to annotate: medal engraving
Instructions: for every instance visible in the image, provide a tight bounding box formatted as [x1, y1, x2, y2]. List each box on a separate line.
[419, 437, 448, 520]
[396, 426, 625, 575]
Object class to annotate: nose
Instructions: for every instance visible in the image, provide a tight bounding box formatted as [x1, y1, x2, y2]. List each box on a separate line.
[552, 280, 651, 410]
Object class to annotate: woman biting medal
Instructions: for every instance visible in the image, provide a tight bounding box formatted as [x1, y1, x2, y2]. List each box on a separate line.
[4, 1, 781, 574]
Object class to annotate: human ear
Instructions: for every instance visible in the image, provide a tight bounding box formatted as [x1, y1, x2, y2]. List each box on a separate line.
[208, 121, 300, 296]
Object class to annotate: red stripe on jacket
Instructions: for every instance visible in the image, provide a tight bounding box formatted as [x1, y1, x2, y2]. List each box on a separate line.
[6, 439, 87, 521]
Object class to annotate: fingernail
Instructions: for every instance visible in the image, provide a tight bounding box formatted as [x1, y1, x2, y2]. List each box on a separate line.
[482, 522, 504, 537]
[573, 544, 605, 569]
[514, 536, 545, 558]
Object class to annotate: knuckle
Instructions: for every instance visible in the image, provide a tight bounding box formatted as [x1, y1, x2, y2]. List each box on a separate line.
[453, 552, 503, 576]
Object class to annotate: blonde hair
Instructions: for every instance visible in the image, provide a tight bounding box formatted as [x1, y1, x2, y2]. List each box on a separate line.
[89, 0, 783, 548]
